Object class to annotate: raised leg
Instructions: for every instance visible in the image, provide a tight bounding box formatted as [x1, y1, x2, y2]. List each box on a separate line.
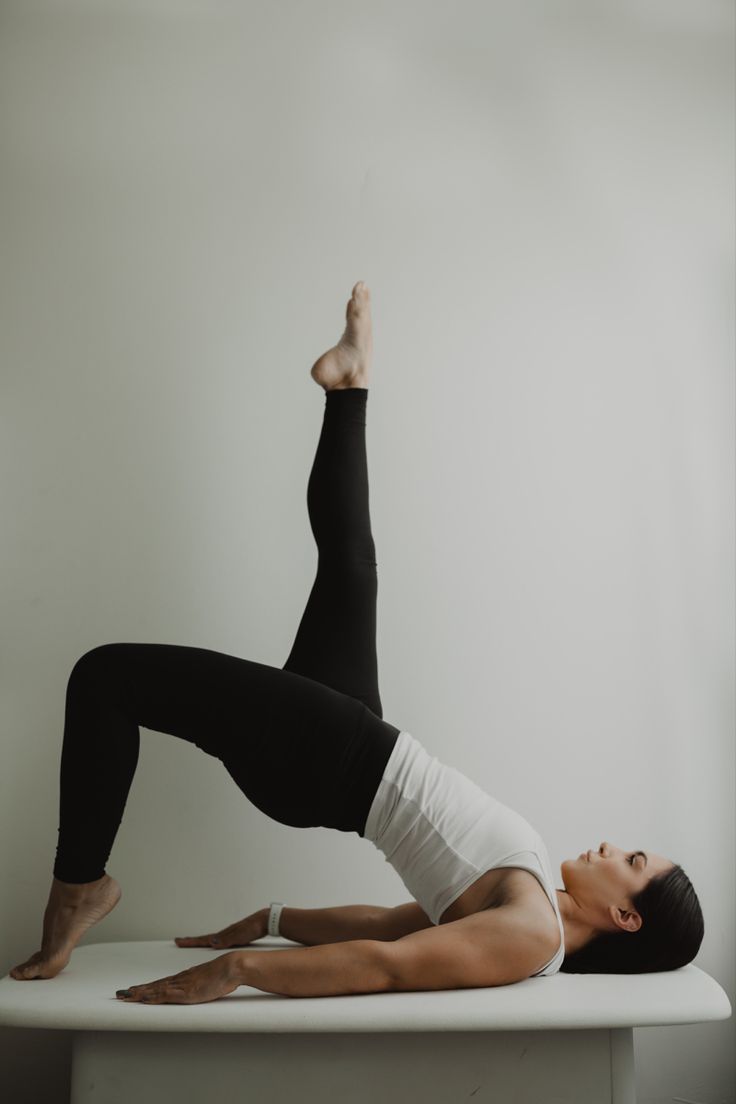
[283, 282, 384, 715]
[282, 386, 384, 717]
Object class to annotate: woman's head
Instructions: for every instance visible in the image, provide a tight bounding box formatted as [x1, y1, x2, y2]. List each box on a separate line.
[559, 841, 704, 973]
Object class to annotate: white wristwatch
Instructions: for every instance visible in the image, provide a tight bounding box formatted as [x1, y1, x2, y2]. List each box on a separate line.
[268, 901, 285, 937]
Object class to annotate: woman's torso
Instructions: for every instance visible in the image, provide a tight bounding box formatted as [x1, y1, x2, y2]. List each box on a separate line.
[363, 731, 566, 976]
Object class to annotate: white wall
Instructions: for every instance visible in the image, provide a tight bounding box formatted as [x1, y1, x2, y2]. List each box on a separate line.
[1, 1, 733, 1101]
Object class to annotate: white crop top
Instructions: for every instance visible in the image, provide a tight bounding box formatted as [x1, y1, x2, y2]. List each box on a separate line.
[363, 730, 565, 977]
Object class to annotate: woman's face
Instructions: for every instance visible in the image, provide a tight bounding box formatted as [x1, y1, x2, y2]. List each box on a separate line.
[561, 841, 674, 932]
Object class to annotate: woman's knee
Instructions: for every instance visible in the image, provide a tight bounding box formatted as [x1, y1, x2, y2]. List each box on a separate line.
[68, 643, 130, 687]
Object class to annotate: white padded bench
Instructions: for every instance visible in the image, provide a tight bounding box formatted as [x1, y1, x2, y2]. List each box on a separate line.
[0, 939, 731, 1104]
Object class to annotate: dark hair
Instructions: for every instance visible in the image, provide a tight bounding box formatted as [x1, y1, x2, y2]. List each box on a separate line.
[560, 863, 704, 974]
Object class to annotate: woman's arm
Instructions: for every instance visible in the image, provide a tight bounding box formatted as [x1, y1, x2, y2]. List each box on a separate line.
[383, 901, 435, 939]
[261, 904, 393, 945]
[235, 940, 391, 997]
[177, 902, 434, 952]
[259, 901, 433, 945]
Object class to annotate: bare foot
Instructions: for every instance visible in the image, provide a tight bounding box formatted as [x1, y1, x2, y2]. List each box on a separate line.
[10, 873, 122, 980]
[310, 281, 373, 391]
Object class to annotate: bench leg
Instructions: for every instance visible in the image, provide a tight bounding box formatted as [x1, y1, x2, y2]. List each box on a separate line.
[611, 1027, 637, 1104]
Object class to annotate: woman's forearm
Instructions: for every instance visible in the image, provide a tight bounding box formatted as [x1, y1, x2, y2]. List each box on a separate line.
[234, 940, 391, 997]
[260, 904, 393, 946]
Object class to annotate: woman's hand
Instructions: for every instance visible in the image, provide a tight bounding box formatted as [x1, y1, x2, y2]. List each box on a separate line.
[174, 908, 266, 949]
[115, 952, 244, 1005]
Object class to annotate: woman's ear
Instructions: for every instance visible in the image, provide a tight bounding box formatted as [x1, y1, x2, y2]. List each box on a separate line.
[610, 905, 643, 933]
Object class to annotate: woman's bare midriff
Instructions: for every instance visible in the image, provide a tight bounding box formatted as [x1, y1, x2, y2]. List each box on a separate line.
[438, 866, 560, 946]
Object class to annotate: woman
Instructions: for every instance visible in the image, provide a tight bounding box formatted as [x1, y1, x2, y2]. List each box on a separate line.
[10, 282, 703, 1004]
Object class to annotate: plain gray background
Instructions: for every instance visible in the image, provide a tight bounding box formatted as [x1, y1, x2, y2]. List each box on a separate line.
[1, 1, 733, 1101]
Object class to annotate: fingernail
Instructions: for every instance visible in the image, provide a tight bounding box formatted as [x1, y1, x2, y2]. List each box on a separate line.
[210, 937, 220, 945]
[116, 990, 132, 997]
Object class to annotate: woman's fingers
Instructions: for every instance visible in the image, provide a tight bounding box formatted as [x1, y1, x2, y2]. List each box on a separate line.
[175, 914, 259, 950]
[174, 933, 226, 948]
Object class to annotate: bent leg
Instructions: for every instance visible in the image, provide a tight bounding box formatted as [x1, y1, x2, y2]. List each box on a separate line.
[282, 387, 384, 717]
[52, 640, 395, 883]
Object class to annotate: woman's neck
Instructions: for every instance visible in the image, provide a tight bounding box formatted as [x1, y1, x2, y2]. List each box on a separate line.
[555, 889, 599, 957]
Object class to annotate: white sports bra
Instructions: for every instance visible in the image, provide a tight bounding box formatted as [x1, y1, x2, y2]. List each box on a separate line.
[363, 730, 565, 977]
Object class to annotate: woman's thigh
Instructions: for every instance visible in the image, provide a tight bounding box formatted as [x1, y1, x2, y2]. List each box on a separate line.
[84, 641, 376, 831]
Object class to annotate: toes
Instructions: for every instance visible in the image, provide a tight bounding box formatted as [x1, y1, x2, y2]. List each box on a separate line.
[348, 283, 370, 320]
[11, 964, 34, 980]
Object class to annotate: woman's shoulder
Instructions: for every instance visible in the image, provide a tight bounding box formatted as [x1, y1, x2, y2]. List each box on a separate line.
[490, 869, 562, 951]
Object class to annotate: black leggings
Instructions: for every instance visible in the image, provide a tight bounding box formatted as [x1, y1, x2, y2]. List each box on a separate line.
[52, 387, 401, 883]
